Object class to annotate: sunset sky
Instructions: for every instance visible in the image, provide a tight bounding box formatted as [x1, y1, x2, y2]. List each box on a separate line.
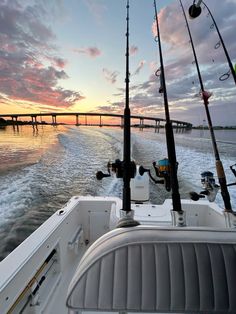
[0, 0, 235, 126]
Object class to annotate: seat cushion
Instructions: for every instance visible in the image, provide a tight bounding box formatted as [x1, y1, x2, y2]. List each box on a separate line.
[66, 226, 236, 313]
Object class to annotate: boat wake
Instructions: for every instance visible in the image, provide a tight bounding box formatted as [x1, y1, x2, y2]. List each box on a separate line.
[0, 126, 235, 260]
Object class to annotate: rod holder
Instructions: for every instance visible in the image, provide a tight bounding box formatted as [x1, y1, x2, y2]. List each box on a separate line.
[171, 210, 186, 227]
[224, 212, 236, 228]
[117, 209, 140, 228]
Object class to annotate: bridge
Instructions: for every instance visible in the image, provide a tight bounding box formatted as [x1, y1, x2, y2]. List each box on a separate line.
[0, 112, 192, 130]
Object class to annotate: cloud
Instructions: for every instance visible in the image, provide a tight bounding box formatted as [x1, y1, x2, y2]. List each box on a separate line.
[52, 57, 66, 68]
[148, 0, 236, 125]
[130, 45, 138, 56]
[73, 46, 102, 58]
[0, 0, 82, 110]
[0, 65, 83, 108]
[97, 53, 236, 125]
[133, 60, 146, 75]
[153, 0, 236, 65]
[103, 68, 119, 84]
[96, 101, 124, 114]
[83, 0, 107, 23]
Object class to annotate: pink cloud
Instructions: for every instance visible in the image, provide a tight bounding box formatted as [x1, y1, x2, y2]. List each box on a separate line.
[52, 57, 67, 68]
[152, 6, 185, 47]
[0, 64, 83, 108]
[0, 1, 83, 109]
[73, 47, 102, 58]
[133, 60, 146, 75]
[130, 45, 138, 56]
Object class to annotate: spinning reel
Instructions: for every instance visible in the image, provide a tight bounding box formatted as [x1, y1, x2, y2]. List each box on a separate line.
[96, 159, 136, 180]
[190, 164, 236, 202]
[139, 158, 171, 191]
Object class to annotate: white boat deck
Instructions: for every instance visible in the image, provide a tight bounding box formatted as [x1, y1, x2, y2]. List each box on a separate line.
[0, 196, 235, 314]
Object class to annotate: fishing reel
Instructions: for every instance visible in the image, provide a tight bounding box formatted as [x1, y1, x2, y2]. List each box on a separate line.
[228, 164, 236, 187]
[230, 164, 236, 177]
[139, 158, 171, 191]
[96, 159, 136, 180]
[190, 164, 236, 202]
[200, 171, 220, 202]
[190, 171, 219, 202]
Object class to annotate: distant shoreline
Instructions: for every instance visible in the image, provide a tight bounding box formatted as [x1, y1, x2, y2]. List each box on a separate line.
[193, 126, 236, 130]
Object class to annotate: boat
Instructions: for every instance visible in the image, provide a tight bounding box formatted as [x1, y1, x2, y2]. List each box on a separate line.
[1, 1, 236, 313]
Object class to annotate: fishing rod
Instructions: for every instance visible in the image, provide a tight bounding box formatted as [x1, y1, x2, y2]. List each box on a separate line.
[122, 0, 132, 213]
[179, 0, 233, 212]
[96, 0, 138, 227]
[153, 0, 182, 213]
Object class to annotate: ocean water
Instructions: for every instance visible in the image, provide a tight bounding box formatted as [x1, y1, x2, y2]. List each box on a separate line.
[0, 125, 235, 260]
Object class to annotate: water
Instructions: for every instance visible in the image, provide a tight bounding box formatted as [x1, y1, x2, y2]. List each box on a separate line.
[0, 125, 235, 260]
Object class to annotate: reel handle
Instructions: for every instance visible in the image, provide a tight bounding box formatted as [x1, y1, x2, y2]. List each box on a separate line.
[189, 191, 205, 201]
[96, 171, 111, 181]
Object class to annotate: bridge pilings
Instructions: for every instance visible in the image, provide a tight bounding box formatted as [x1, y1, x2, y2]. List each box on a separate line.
[175, 123, 185, 133]
[155, 120, 161, 133]
[11, 116, 19, 132]
[121, 116, 124, 128]
[52, 115, 57, 125]
[76, 114, 79, 126]
[11, 116, 18, 124]
[31, 115, 38, 124]
[139, 118, 144, 131]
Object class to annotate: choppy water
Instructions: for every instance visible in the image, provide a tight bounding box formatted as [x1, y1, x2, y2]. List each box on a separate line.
[0, 125, 235, 260]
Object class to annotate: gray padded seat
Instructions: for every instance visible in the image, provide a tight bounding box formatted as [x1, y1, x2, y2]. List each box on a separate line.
[66, 226, 236, 313]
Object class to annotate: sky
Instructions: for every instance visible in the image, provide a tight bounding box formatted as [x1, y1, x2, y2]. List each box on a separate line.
[0, 0, 236, 126]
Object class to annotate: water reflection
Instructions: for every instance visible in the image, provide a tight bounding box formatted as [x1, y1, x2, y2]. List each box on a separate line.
[12, 124, 19, 133]
[0, 125, 67, 173]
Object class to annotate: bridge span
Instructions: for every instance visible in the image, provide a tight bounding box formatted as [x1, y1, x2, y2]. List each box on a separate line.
[0, 112, 192, 130]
